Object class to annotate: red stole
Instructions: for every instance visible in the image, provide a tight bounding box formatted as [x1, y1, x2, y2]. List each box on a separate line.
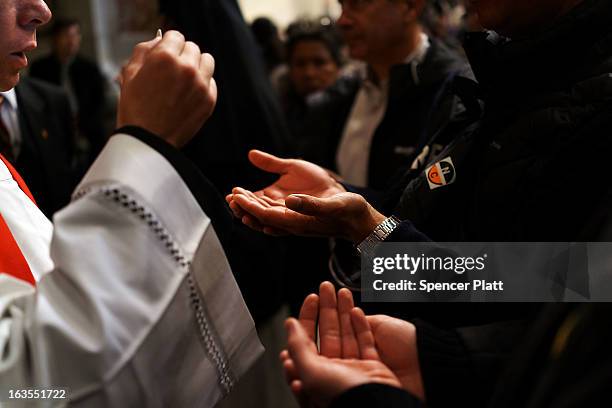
[0, 154, 37, 285]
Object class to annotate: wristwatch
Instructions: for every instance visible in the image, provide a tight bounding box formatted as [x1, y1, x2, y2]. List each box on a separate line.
[356, 215, 401, 258]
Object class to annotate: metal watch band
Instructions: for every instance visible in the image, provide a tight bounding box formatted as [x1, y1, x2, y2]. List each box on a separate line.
[356, 215, 401, 258]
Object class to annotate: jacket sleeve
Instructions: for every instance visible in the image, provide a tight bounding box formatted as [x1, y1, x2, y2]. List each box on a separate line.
[386, 220, 433, 242]
[330, 384, 419, 408]
[341, 182, 386, 212]
[0, 132, 262, 407]
[413, 318, 530, 408]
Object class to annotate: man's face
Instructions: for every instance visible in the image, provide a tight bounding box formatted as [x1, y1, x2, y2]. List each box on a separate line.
[54, 24, 81, 60]
[289, 40, 340, 97]
[0, 0, 51, 91]
[470, 0, 583, 37]
[337, 0, 410, 62]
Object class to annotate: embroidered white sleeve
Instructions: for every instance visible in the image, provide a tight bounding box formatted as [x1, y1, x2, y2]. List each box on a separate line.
[0, 134, 262, 407]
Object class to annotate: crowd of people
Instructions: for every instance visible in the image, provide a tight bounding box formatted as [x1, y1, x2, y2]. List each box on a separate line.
[1, 0, 612, 407]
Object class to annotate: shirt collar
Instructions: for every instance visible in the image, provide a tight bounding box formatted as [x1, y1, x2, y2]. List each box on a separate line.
[361, 33, 431, 86]
[405, 33, 430, 65]
[0, 88, 18, 110]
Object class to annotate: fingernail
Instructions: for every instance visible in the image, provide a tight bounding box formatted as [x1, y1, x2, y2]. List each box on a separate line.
[156, 29, 163, 39]
[285, 318, 296, 331]
[288, 196, 302, 210]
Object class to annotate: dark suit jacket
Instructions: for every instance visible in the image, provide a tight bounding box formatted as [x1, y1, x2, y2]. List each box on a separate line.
[29, 54, 107, 161]
[15, 77, 78, 217]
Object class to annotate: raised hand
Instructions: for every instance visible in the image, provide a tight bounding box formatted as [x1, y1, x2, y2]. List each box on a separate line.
[293, 284, 425, 401]
[117, 30, 217, 148]
[281, 317, 401, 408]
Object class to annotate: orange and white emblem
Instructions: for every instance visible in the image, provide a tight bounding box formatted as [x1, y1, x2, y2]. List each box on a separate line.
[426, 157, 456, 190]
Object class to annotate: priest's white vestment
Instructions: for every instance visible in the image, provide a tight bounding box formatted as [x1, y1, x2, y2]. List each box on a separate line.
[0, 133, 262, 406]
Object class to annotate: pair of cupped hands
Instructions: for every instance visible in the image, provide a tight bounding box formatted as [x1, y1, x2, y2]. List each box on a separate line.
[283, 282, 424, 407]
[226, 150, 387, 243]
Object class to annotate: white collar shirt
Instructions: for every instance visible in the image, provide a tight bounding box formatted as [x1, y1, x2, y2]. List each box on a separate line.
[336, 33, 431, 187]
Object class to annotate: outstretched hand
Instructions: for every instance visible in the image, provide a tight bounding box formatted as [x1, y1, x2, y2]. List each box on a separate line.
[283, 283, 425, 406]
[241, 150, 346, 201]
[227, 188, 386, 242]
[226, 151, 365, 236]
[281, 311, 401, 407]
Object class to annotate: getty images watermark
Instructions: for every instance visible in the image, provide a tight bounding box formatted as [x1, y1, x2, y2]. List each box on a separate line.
[360, 242, 612, 302]
[371, 252, 503, 293]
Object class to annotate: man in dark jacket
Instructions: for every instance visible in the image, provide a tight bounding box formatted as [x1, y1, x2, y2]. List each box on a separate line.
[285, 0, 470, 316]
[230, 0, 612, 294]
[12, 77, 78, 216]
[298, 0, 469, 191]
[29, 18, 107, 163]
[229, 0, 612, 405]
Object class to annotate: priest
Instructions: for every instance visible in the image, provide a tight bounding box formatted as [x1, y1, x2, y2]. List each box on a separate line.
[0, 0, 262, 406]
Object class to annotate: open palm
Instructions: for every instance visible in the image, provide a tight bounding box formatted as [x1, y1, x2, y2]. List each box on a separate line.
[297, 284, 424, 401]
[244, 150, 345, 202]
[366, 315, 423, 399]
[282, 316, 401, 408]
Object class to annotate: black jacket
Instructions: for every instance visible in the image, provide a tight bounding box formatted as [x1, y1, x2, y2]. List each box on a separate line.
[299, 39, 470, 190]
[372, 0, 612, 406]
[159, 0, 292, 324]
[29, 55, 107, 162]
[14, 78, 78, 217]
[393, 6, 612, 243]
[160, 0, 292, 194]
[330, 305, 612, 408]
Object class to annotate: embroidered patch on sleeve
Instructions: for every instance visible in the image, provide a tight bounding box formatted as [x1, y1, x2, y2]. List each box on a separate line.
[426, 157, 456, 190]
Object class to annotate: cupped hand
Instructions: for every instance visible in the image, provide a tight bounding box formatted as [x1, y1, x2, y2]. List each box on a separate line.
[228, 191, 386, 243]
[294, 283, 425, 401]
[248, 150, 346, 201]
[281, 317, 401, 408]
[226, 151, 345, 216]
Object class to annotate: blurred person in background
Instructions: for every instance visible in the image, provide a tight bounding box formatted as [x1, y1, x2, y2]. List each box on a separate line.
[280, 22, 343, 139]
[421, 0, 467, 52]
[29, 18, 108, 165]
[287, 24, 342, 100]
[280, 0, 470, 321]
[251, 17, 285, 77]
[298, 0, 470, 190]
